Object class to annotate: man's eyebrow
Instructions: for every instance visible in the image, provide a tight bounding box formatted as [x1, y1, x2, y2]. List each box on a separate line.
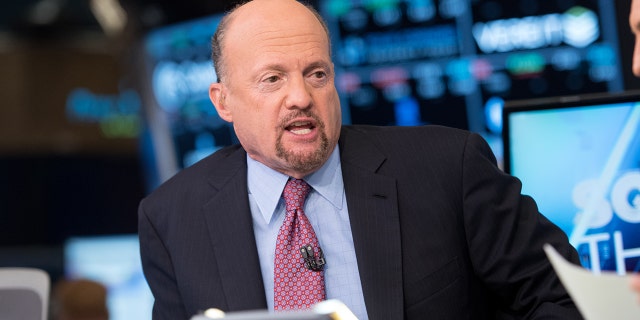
[262, 63, 286, 72]
[303, 61, 332, 74]
[253, 63, 287, 77]
[254, 61, 331, 76]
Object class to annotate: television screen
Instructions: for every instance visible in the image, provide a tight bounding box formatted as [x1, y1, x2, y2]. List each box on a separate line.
[140, 13, 233, 189]
[64, 234, 154, 320]
[318, 0, 626, 161]
[502, 91, 640, 274]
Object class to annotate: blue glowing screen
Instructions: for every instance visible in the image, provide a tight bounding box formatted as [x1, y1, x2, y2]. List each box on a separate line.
[504, 93, 640, 274]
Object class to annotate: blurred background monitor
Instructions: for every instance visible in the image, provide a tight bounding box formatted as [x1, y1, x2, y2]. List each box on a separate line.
[502, 90, 640, 274]
[139, 12, 233, 190]
[317, 0, 627, 165]
[64, 234, 153, 320]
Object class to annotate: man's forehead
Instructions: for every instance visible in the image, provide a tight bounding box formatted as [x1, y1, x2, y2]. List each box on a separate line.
[224, 2, 328, 52]
[229, 0, 315, 27]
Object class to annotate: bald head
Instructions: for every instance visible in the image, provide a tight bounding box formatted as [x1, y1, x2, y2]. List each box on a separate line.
[211, 0, 331, 83]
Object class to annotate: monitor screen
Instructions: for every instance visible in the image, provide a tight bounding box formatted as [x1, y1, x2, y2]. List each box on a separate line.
[502, 91, 640, 274]
[140, 13, 233, 189]
[64, 234, 154, 320]
[319, 0, 625, 132]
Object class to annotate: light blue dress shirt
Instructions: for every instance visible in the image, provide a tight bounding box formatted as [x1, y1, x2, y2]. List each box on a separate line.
[247, 147, 368, 319]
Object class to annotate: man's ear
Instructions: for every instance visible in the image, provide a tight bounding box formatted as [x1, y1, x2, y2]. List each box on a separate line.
[209, 82, 232, 122]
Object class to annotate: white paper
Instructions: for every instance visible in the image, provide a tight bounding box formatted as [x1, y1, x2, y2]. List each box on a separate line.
[543, 244, 640, 320]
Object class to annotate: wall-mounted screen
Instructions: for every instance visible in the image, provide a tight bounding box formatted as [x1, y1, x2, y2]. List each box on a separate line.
[503, 91, 640, 274]
[319, 0, 625, 162]
[140, 13, 233, 189]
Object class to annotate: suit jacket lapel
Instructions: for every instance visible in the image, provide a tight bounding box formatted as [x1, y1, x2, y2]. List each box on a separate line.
[339, 127, 404, 319]
[201, 147, 268, 311]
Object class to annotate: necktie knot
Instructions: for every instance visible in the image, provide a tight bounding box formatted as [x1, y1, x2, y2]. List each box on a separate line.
[283, 178, 311, 213]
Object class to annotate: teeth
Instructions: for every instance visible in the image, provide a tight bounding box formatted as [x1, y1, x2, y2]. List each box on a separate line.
[291, 128, 311, 135]
[287, 121, 312, 135]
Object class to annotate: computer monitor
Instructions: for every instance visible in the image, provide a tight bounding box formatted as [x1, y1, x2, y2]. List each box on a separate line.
[502, 90, 640, 274]
[318, 0, 626, 135]
[139, 13, 231, 190]
[64, 234, 153, 320]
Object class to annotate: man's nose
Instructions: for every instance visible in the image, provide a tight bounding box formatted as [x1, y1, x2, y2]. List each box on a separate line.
[284, 75, 313, 110]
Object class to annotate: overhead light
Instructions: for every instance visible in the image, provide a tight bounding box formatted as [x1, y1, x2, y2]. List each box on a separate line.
[90, 0, 128, 37]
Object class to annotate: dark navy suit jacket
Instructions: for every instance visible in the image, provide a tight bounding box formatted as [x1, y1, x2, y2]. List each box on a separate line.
[138, 125, 583, 319]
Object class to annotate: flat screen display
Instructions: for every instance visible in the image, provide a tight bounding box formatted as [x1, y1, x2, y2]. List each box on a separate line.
[503, 91, 640, 274]
[64, 234, 154, 320]
[319, 0, 625, 132]
[141, 13, 232, 189]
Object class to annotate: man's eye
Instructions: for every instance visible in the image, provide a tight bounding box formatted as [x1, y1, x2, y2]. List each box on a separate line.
[264, 75, 279, 83]
[312, 71, 327, 78]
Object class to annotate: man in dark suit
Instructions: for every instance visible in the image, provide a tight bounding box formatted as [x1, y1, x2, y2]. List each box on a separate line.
[138, 0, 583, 319]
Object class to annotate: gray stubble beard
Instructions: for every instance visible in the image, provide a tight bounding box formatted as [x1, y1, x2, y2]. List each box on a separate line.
[275, 130, 330, 174]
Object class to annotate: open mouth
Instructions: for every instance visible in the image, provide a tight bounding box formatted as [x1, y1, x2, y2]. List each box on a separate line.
[286, 121, 315, 135]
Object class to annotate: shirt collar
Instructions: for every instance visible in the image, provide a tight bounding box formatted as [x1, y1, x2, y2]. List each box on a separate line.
[247, 147, 344, 224]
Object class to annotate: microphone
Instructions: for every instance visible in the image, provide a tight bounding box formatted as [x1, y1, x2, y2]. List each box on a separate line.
[300, 244, 325, 271]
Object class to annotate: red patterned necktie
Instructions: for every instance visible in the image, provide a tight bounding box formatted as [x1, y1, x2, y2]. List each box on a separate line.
[274, 178, 326, 311]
